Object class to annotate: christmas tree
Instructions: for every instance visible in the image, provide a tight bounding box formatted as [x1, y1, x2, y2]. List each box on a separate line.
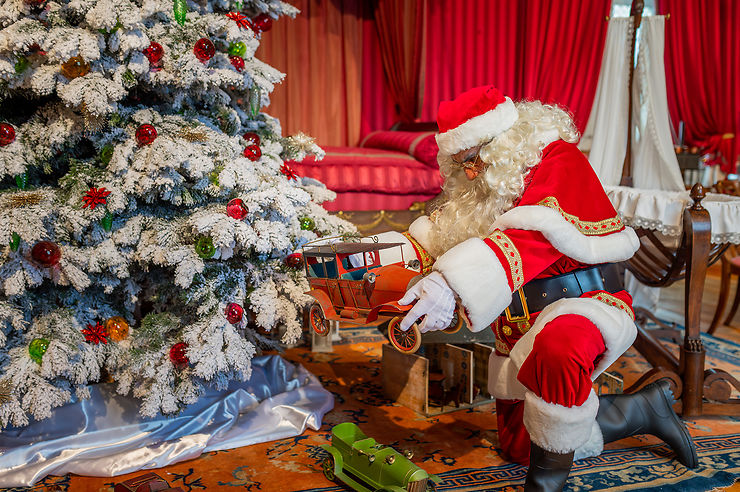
[0, 0, 352, 427]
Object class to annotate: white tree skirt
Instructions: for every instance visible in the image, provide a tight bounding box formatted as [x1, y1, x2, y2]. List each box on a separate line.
[0, 355, 333, 487]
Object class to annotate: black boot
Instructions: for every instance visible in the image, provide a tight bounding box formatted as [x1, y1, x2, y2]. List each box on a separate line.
[596, 380, 698, 468]
[524, 442, 574, 492]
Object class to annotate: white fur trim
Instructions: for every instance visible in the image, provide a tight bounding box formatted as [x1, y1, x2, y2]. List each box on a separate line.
[493, 206, 640, 264]
[574, 421, 604, 461]
[436, 98, 519, 156]
[509, 297, 637, 380]
[408, 216, 435, 255]
[488, 353, 527, 400]
[433, 238, 512, 332]
[523, 389, 599, 454]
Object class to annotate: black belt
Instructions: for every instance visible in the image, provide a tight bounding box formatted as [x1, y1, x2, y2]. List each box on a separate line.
[504, 264, 623, 321]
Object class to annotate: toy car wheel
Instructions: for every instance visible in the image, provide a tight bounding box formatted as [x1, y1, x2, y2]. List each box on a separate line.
[322, 455, 335, 481]
[388, 316, 422, 353]
[309, 303, 330, 336]
[442, 310, 464, 334]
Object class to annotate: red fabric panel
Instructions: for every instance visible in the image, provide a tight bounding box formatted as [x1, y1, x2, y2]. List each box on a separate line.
[659, 0, 740, 174]
[516, 314, 606, 407]
[360, 12, 398, 140]
[374, 0, 427, 123]
[360, 131, 439, 168]
[421, 0, 609, 133]
[422, 0, 521, 122]
[290, 146, 443, 195]
[516, 1, 611, 132]
[496, 399, 531, 466]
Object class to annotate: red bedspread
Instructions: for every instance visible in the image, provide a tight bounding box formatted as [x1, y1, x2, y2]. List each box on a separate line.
[290, 131, 443, 211]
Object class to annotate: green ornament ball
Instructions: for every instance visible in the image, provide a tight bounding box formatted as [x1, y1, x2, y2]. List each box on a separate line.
[101, 212, 114, 232]
[9, 232, 20, 252]
[228, 41, 247, 58]
[14, 56, 29, 74]
[29, 338, 49, 364]
[299, 217, 315, 231]
[195, 236, 216, 258]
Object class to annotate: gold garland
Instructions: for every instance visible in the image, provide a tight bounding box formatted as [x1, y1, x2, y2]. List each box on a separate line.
[3, 191, 44, 209]
[0, 379, 11, 404]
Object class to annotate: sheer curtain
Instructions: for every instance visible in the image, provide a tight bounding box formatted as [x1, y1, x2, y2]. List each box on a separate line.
[579, 17, 632, 185]
[631, 16, 685, 191]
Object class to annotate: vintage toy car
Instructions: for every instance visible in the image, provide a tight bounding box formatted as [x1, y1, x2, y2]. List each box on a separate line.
[321, 422, 441, 491]
[301, 238, 464, 353]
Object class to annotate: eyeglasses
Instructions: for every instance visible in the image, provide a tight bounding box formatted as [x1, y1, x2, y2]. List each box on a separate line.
[451, 150, 487, 174]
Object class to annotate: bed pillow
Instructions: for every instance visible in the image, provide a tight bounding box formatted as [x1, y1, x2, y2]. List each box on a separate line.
[359, 131, 439, 168]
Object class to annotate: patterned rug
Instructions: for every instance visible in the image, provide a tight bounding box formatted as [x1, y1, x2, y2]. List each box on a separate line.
[3, 328, 739, 492]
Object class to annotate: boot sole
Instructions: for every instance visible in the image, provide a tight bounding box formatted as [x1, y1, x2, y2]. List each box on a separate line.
[654, 381, 699, 469]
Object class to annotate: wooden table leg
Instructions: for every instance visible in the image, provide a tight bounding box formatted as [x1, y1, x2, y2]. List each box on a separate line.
[679, 184, 711, 417]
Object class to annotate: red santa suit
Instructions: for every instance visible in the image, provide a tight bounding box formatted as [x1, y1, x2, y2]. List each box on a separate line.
[382, 88, 640, 465]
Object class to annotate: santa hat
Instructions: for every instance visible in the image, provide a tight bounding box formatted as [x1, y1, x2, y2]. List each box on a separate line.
[436, 85, 519, 156]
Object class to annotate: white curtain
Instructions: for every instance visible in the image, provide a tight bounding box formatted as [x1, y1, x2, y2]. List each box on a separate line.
[579, 17, 632, 185]
[582, 16, 686, 310]
[632, 16, 685, 191]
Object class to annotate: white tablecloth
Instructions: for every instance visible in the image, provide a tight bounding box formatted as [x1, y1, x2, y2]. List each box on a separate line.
[605, 186, 740, 245]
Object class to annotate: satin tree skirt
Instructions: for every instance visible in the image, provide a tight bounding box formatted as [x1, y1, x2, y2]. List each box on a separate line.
[0, 355, 334, 487]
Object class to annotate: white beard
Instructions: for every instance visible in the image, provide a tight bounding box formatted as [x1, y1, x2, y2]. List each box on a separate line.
[426, 158, 529, 258]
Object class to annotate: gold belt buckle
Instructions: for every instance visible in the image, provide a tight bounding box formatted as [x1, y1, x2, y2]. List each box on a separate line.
[505, 288, 530, 323]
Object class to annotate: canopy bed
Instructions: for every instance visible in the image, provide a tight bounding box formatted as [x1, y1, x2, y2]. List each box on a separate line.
[584, 1, 740, 417]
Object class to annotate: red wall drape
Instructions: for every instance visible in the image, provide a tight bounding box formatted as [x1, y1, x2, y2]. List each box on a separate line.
[420, 0, 610, 132]
[517, 1, 611, 132]
[374, 0, 427, 123]
[257, 0, 365, 147]
[659, 0, 740, 174]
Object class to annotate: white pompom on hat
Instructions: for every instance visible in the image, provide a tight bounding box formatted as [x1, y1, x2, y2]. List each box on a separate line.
[435, 85, 519, 156]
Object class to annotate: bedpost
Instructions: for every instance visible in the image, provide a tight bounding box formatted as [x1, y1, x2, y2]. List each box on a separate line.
[619, 0, 644, 187]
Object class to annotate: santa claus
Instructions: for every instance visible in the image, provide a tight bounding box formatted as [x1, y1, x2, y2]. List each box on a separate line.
[373, 86, 697, 491]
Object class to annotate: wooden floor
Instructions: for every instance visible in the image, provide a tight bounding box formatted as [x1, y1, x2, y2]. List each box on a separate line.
[654, 263, 740, 344]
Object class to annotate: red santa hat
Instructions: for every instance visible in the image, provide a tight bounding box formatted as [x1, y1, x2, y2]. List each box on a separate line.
[436, 85, 519, 156]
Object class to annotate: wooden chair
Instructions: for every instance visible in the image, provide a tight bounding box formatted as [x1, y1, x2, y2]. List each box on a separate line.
[708, 245, 740, 334]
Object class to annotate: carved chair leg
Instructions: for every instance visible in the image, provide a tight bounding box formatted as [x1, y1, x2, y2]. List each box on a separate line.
[722, 273, 740, 326]
[708, 259, 731, 334]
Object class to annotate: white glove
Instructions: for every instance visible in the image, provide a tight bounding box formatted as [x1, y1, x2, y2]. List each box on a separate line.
[398, 271, 456, 333]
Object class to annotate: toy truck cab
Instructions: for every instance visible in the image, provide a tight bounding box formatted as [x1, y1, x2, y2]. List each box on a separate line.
[321, 422, 440, 492]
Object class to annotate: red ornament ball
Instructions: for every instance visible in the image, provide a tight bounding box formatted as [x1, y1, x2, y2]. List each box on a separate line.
[252, 14, 273, 32]
[243, 144, 261, 161]
[193, 38, 215, 62]
[0, 123, 15, 147]
[226, 198, 248, 220]
[31, 241, 61, 267]
[143, 42, 164, 66]
[135, 124, 157, 146]
[242, 132, 260, 146]
[285, 252, 303, 269]
[225, 303, 244, 324]
[169, 342, 189, 369]
[229, 55, 245, 72]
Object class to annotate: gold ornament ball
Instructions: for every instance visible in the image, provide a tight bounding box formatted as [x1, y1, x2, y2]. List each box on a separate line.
[61, 56, 90, 79]
[105, 316, 129, 341]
